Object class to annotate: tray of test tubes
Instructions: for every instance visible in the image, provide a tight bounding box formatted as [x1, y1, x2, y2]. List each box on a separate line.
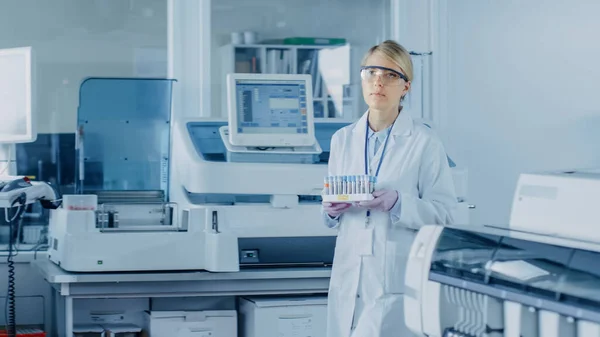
[322, 175, 375, 203]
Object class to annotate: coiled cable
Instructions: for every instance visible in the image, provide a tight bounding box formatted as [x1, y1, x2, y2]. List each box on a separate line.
[6, 223, 15, 337]
[4, 193, 26, 337]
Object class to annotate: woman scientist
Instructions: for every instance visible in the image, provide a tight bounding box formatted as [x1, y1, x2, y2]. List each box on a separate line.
[322, 40, 457, 337]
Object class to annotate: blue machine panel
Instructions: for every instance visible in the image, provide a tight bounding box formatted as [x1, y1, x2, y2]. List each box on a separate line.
[186, 121, 351, 164]
[75, 78, 175, 196]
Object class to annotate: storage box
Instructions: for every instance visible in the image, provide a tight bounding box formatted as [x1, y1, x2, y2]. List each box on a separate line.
[239, 296, 328, 337]
[143, 310, 237, 337]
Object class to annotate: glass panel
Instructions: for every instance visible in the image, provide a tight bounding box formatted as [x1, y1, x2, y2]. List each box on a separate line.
[559, 250, 600, 308]
[430, 228, 503, 282]
[297, 46, 354, 118]
[430, 227, 575, 300]
[211, 0, 389, 120]
[487, 237, 573, 298]
[16, 133, 76, 195]
[96, 202, 178, 231]
[402, 53, 432, 120]
[0, 1, 168, 251]
[75, 78, 174, 195]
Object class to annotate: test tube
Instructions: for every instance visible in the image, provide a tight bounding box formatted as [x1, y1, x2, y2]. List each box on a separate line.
[328, 176, 334, 195]
[370, 176, 376, 193]
[346, 176, 351, 194]
[324, 177, 329, 195]
[347, 176, 351, 194]
[351, 176, 356, 194]
[357, 175, 362, 194]
[337, 176, 342, 195]
[358, 176, 362, 194]
[362, 176, 366, 194]
[331, 176, 335, 195]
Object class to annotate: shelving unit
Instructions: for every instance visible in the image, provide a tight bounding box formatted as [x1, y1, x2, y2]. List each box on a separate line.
[219, 43, 357, 120]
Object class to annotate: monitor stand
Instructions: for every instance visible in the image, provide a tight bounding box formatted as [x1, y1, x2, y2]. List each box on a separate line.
[218, 126, 322, 164]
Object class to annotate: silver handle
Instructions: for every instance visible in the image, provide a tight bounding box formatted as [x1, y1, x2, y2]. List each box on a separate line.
[468, 204, 476, 209]
[212, 210, 219, 233]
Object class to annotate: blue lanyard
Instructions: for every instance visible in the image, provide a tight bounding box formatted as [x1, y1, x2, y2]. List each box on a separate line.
[364, 115, 395, 177]
[364, 114, 396, 220]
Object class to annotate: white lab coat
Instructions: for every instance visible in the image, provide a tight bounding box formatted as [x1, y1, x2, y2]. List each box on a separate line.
[325, 110, 457, 337]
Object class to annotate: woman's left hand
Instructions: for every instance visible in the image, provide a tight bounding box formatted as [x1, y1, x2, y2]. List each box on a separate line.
[358, 189, 398, 212]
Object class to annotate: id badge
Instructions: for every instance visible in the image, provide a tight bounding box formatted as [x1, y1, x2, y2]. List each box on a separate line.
[356, 228, 374, 256]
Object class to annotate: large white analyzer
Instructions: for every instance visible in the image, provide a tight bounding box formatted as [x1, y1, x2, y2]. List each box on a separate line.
[404, 169, 600, 337]
[170, 73, 332, 272]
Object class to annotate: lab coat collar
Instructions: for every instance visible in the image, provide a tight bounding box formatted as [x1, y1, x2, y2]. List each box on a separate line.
[352, 108, 413, 139]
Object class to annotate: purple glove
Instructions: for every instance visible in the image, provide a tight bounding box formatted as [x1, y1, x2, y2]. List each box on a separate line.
[322, 202, 352, 218]
[358, 189, 398, 212]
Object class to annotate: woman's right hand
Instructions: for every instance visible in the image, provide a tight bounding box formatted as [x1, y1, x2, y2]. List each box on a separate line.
[322, 202, 352, 218]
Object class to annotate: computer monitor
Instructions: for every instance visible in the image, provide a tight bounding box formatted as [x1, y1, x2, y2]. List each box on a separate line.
[0, 46, 35, 143]
[226, 73, 315, 147]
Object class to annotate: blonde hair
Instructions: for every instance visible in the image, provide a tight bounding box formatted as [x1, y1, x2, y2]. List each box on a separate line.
[361, 40, 413, 82]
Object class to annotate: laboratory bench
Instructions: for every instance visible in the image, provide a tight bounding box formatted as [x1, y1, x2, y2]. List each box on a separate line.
[31, 259, 332, 336]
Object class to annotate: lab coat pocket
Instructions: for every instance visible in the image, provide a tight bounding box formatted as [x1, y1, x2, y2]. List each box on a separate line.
[384, 228, 414, 294]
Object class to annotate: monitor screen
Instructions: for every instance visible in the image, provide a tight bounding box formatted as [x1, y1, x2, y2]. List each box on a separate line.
[227, 73, 315, 147]
[235, 79, 308, 135]
[0, 46, 35, 143]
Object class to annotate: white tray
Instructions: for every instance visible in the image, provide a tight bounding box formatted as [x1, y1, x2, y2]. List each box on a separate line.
[322, 193, 373, 203]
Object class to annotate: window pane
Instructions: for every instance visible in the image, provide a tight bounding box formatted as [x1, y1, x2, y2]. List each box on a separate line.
[0, 0, 168, 250]
[487, 237, 573, 299]
[431, 228, 502, 282]
[211, 0, 390, 120]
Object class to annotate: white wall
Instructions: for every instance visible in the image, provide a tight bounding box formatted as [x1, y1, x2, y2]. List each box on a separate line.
[210, 0, 392, 118]
[442, 0, 600, 225]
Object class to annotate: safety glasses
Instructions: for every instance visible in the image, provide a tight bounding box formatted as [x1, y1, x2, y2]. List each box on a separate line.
[360, 66, 408, 86]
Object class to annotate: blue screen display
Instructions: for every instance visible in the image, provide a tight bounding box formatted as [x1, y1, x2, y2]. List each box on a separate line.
[235, 80, 308, 134]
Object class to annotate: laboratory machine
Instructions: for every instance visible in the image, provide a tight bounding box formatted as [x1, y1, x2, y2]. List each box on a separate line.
[46, 77, 193, 272]
[47, 73, 471, 273]
[404, 169, 600, 337]
[47, 74, 340, 272]
[168, 73, 338, 272]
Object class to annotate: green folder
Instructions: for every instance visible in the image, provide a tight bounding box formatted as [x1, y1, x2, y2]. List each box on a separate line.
[283, 37, 346, 46]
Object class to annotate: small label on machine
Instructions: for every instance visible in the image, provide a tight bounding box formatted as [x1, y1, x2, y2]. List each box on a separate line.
[278, 316, 313, 337]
